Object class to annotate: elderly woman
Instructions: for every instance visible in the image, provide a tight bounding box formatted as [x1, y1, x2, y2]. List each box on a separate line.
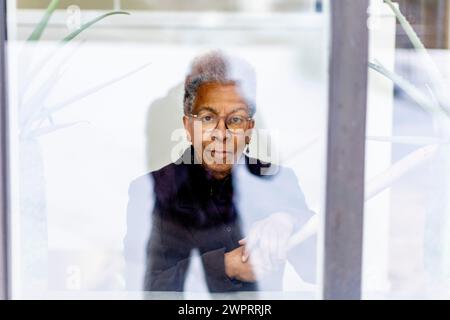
[124, 51, 316, 293]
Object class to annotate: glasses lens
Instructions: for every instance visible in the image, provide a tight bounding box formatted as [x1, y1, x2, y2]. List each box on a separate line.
[193, 113, 249, 132]
[227, 115, 247, 131]
[196, 113, 217, 131]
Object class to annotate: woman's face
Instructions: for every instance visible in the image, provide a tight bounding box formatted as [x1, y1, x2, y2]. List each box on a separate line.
[183, 82, 254, 179]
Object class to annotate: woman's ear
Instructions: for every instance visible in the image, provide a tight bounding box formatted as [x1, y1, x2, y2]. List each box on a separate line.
[248, 119, 255, 130]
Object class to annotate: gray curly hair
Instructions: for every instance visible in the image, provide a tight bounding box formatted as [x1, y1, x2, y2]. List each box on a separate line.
[183, 51, 257, 116]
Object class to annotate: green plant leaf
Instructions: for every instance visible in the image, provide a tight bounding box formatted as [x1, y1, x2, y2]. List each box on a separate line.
[20, 40, 86, 107]
[62, 11, 130, 43]
[367, 135, 448, 145]
[38, 62, 151, 119]
[369, 61, 448, 118]
[19, 42, 84, 136]
[365, 144, 438, 200]
[384, 0, 425, 52]
[27, 0, 60, 41]
[384, 0, 450, 114]
[28, 121, 88, 139]
[19, 62, 66, 135]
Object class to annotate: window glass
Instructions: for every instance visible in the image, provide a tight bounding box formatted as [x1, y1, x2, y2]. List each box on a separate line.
[363, 0, 450, 299]
[6, 0, 329, 299]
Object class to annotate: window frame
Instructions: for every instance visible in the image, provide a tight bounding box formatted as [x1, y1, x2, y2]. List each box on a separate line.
[323, 0, 368, 300]
[0, 0, 10, 301]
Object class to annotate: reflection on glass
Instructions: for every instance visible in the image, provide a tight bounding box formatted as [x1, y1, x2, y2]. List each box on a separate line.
[7, 0, 328, 299]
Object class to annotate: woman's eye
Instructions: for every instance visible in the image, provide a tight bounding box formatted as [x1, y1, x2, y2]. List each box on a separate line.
[229, 117, 243, 124]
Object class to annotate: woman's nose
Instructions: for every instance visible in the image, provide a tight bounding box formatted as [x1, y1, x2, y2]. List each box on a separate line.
[211, 119, 230, 141]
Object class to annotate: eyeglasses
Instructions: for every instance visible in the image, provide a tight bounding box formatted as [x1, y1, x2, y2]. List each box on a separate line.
[189, 112, 253, 133]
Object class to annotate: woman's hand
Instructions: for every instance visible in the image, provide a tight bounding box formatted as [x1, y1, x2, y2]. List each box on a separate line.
[224, 246, 257, 282]
[239, 212, 295, 272]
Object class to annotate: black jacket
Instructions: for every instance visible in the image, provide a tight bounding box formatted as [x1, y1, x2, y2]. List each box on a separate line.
[124, 147, 316, 292]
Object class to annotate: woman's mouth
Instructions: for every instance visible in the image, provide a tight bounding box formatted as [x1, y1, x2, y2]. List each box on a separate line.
[211, 150, 232, 155]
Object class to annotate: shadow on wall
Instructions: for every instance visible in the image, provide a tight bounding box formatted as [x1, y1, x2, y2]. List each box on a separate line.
[145, 82, 188, 172]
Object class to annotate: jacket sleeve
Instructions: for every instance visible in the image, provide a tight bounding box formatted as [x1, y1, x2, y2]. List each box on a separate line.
[201, 247, 254, 292]
[143, 210, 191, 291]
[144, 210, 245, 292]
[124, 175, 193, 292]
